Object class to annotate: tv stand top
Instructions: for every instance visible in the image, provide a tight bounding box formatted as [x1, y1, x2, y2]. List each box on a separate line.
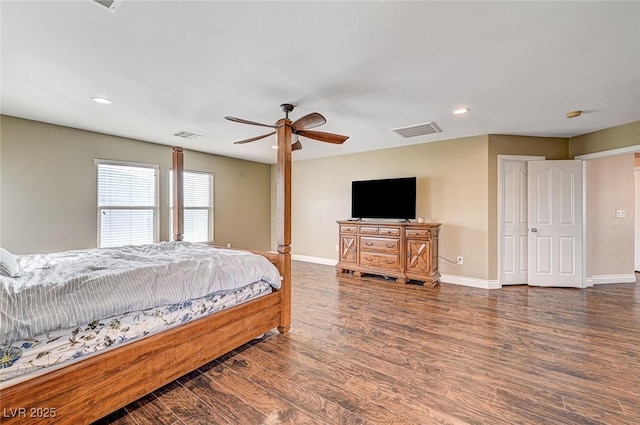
[347, 218, 432, 224]
[340, 219, 440, 227]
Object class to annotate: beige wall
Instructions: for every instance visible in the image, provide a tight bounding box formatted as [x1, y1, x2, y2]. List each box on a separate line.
[571, 120, 640, 280]
[570, 120, 640, 157]
[275, 122, 640, 286]
[586, 154, 635, 277]
[5, 112, 637, 283]
[0, 120, 3, 245]
[0, 115, 272, 254]
[280, 134, 575, 283]
[281, 136, 491, 280]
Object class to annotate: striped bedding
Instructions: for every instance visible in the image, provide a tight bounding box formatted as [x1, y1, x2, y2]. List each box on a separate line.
[0, 242, 282, 346]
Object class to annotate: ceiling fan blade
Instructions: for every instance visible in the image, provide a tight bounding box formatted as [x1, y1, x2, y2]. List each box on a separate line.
[233, 131, 276, 144]
[296, 129, 349, 144]
[292, 141, 303, 151]
[225, 116, 278, 129]
[292, 112, 326, 131]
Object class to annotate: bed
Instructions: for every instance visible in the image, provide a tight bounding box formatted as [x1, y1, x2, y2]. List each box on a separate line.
[0, 126, 293, 424]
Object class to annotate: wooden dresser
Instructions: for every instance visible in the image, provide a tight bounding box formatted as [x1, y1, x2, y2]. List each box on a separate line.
[336, 220, 441, 287]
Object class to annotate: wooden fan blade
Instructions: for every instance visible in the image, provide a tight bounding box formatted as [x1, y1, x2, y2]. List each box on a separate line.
[225, 116, 278, 129]
[292, 141, 303, 151]
[233, 132, 275, 144]
[292, 113, 326, 131]
[296, 130, 349, 144]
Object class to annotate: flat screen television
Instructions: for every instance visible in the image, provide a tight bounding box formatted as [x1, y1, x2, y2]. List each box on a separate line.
[351, 177, 416, 220]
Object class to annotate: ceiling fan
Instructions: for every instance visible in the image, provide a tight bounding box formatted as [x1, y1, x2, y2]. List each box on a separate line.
[225, 103, 348, 151]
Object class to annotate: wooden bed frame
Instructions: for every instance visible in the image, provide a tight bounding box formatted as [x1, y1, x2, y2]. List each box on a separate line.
[1, 118, 294, 424]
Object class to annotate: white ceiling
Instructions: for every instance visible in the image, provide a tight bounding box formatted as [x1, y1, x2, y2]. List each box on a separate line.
[1, 1, 639, 164]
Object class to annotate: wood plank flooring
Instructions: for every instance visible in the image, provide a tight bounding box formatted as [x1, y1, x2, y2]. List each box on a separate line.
[95, 262, 640, 424]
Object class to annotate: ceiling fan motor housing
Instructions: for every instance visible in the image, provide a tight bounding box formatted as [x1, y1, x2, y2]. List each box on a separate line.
[281, 103, 295, 118]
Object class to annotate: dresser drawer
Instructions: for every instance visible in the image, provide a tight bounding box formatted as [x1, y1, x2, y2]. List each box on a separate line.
[359, 252, 400, 269]
[340, 225, 357, 234]
[360, 237, 399, 253]
[360, 226, 380, 235]
[406, 228, 432, 239]
[379, 227, 400, 236]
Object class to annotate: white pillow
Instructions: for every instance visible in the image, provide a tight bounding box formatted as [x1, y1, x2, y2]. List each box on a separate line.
[0, 247, 19, 277]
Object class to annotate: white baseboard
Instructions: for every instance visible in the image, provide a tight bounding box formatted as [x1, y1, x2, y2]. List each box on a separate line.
[440, 274, 501, 289]
[589, 274, 637, 285]
[291, 254, 337, 267]
[291, 258, 637, 289]
[291, 256, 502, 289]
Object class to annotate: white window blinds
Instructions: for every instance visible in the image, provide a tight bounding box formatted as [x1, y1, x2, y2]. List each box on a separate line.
[170, 170, 214, 243]
[96, 160, 159, 248]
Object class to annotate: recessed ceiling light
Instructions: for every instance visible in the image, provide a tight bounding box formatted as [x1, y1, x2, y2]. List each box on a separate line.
[91, 96, 113, 104]
[453, 108, 470, 115]
[566, 110, 582, 119]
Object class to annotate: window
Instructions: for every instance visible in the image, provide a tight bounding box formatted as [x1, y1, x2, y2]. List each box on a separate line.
[95, 159, 159, 248]
[170, 170, 214, 242]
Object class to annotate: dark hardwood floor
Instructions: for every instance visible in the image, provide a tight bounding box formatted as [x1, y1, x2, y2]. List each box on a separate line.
[95, 262, 640, 424]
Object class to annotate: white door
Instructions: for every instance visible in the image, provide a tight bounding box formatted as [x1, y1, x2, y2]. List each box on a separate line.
[635, 169, 640, 271]
[527, 160, 584, 287]
[501, 160, 529, 285]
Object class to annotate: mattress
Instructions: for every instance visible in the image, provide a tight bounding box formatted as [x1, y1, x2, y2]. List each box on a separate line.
[0, 242, 282, 345]
[0, 280, 272, 385]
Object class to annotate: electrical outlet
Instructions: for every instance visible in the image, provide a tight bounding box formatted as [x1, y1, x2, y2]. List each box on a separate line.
[615, 209, 626, 218]
[226, 242, 232, 248]
[457, 256, 464, 265]
[335, 244, 339, 252]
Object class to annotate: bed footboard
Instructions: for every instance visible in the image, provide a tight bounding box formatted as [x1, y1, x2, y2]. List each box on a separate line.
[1, 291, 283, 424]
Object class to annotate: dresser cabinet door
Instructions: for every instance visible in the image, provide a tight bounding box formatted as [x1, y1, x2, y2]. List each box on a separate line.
[406, 239, 431, 275]
[340, 235, 357, 263]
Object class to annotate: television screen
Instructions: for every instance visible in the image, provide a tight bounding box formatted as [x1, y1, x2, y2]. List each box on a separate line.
[351, 177, 416, 220]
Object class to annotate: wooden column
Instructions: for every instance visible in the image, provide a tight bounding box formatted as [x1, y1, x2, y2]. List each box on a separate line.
[172, 146, 184, 241]
[276, 118, 292, 333]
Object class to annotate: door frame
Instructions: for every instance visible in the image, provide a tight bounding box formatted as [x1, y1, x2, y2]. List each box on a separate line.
[577, 144, 640, 285]
[497, 155, 545, 287]
[635, 167, 640, 272]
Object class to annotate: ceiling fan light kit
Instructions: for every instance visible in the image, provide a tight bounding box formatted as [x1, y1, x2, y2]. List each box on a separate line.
[226, 104, 348, 151]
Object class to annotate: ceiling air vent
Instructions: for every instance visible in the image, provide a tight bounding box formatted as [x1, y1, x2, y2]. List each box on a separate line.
[392, 121, 442, 138]
[92, 0, 124, 13]
[173, 131, 203, 140]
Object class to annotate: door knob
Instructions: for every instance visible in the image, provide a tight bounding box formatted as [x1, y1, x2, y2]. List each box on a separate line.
[531, 228, 538, 233]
